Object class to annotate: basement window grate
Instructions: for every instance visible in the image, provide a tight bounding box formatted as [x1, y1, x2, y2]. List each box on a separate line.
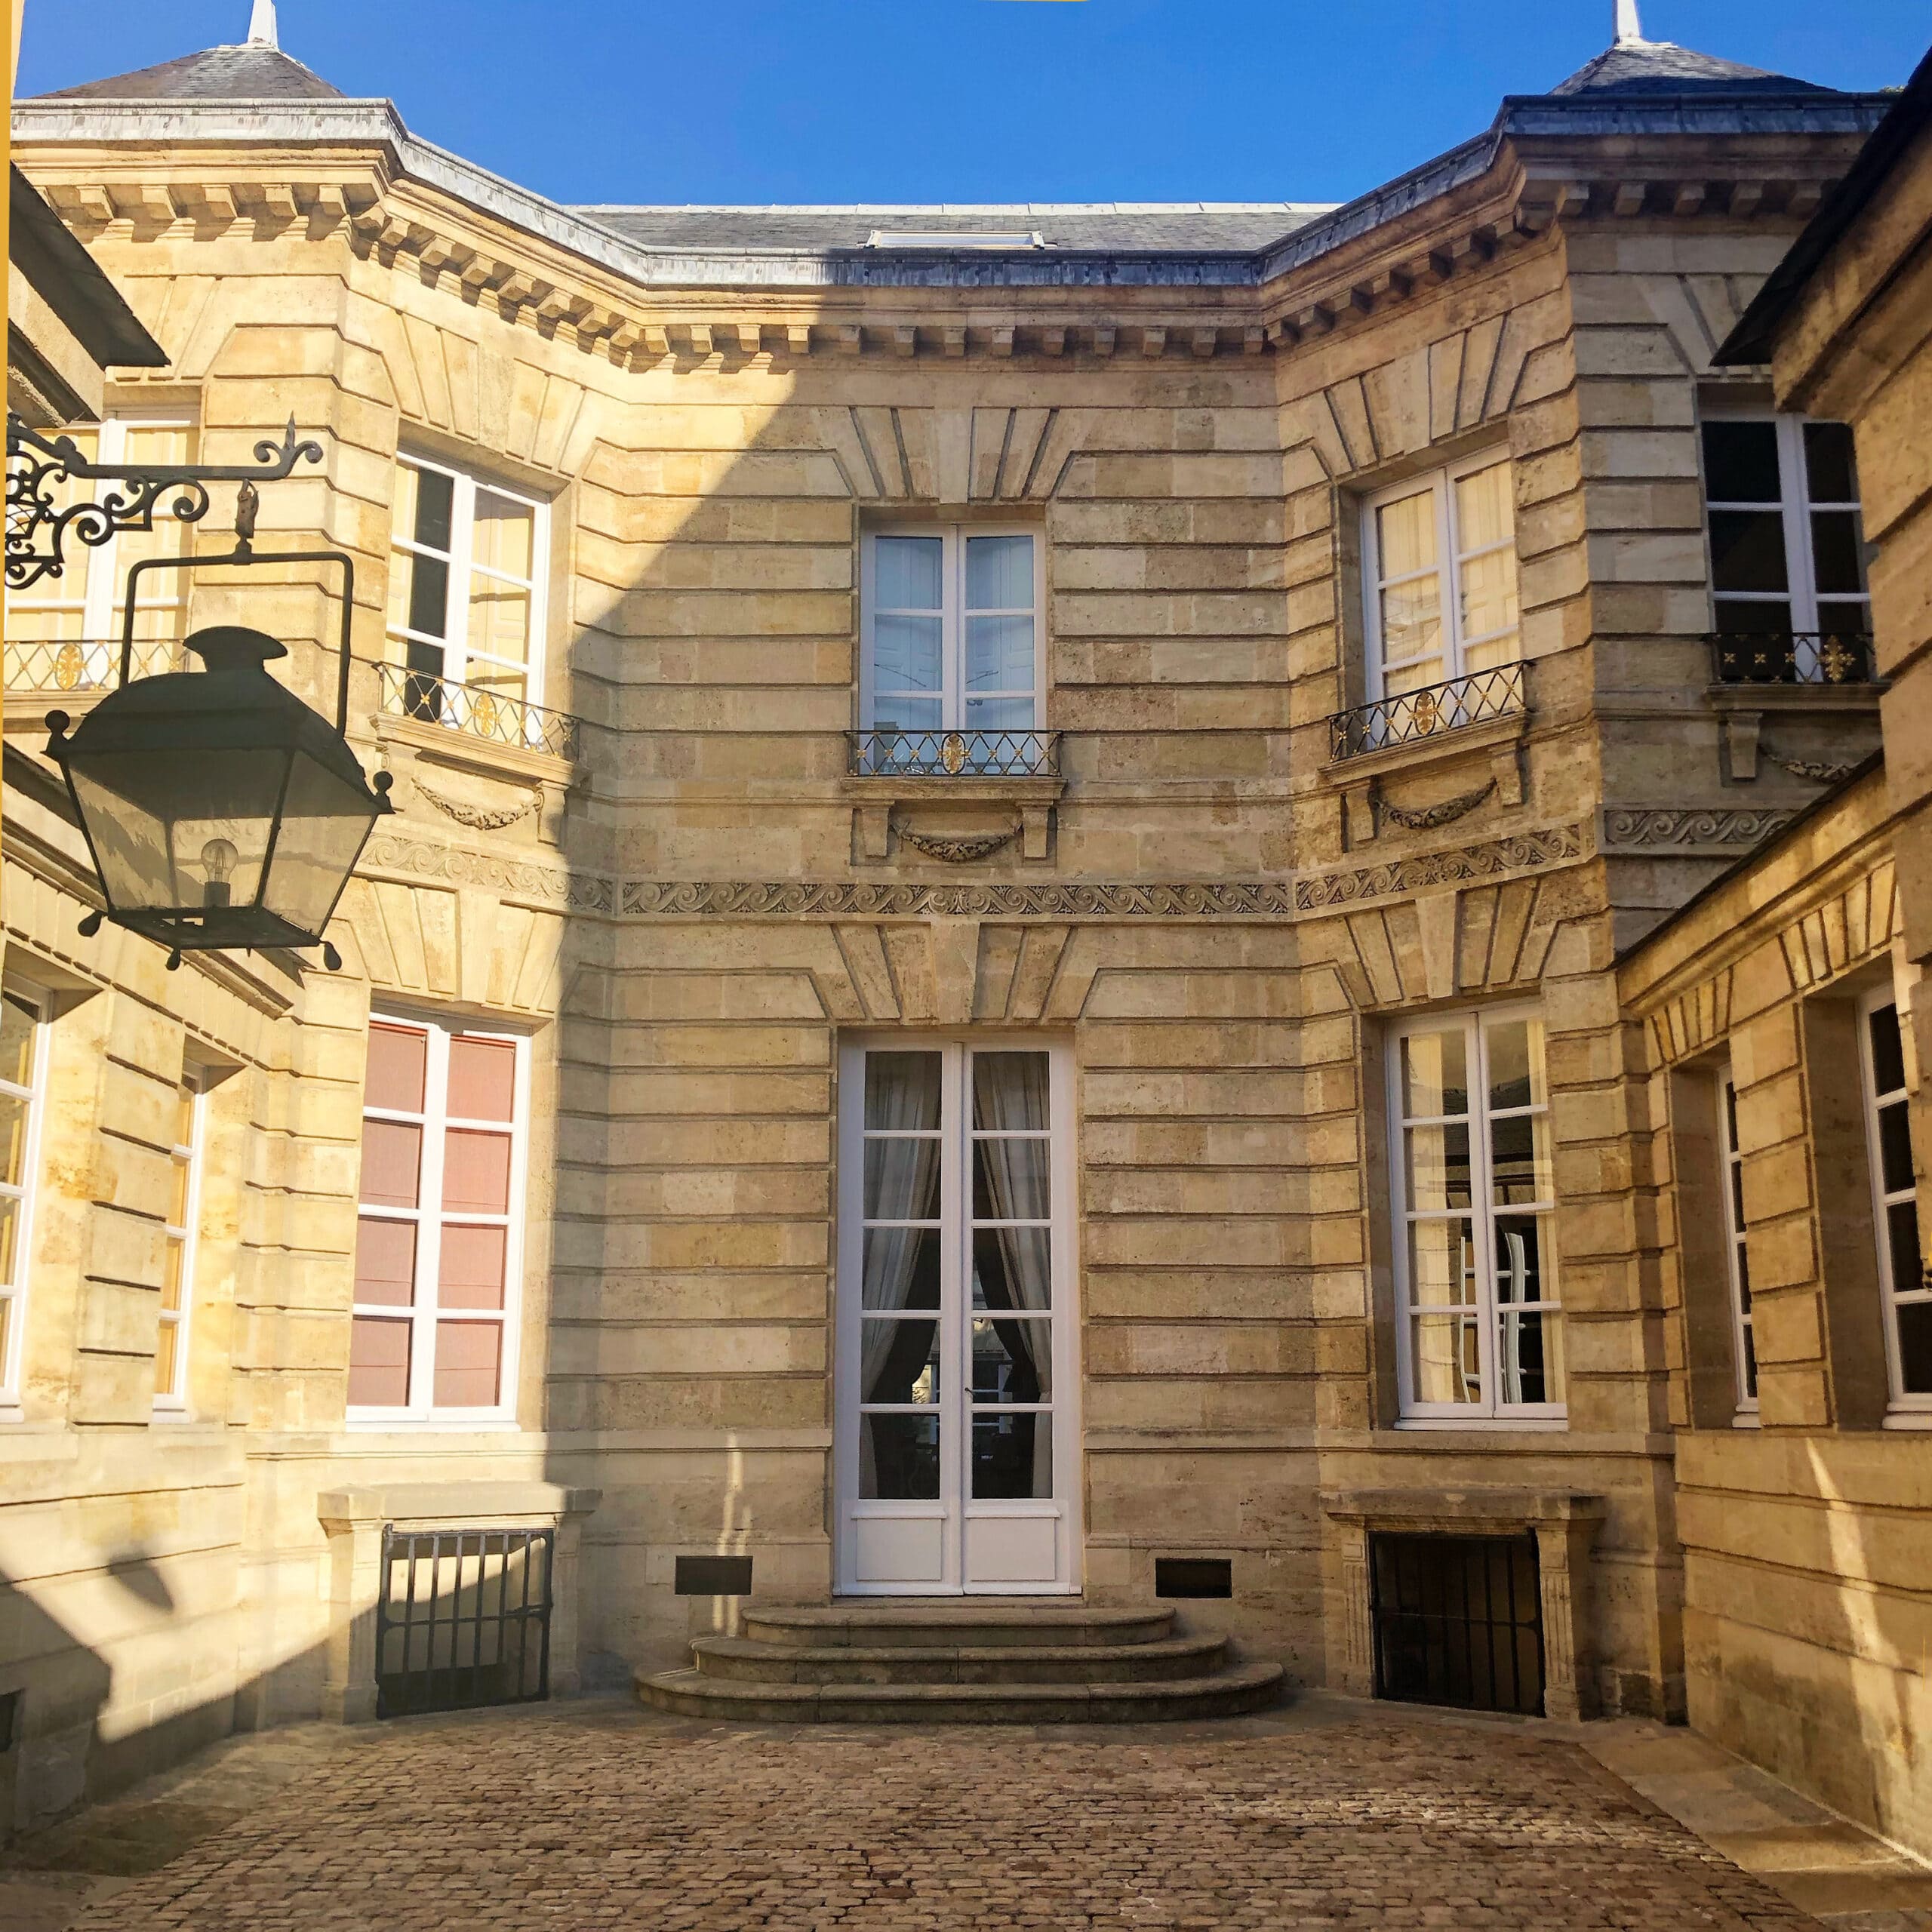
[376, 1526, 554, 1719]
[1369, 1531, 1544, 1716]
[1155, 1556, 1233, 1598]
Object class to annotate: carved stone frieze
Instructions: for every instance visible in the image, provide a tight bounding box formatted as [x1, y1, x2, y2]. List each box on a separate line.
[1766, 754, 1863, 786]
[1291, 823, 1588, 911]
[1601, 808, 1795, 852]
[359, 834, 611, 911]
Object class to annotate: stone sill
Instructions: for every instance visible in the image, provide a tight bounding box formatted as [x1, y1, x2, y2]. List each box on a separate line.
[844, 772, 1066, 863]
[372, 708, 579, 790]
[317, 1481, 601, 1528]
[1320, 709, 1527, 846]
[1320, 1486, 1606, 1527]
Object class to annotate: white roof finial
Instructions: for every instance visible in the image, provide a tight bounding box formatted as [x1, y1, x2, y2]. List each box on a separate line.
[247, 0, 279, 47]
[1614, 0, 1645, 45]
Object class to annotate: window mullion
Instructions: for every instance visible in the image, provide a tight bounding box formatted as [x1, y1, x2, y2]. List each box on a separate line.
[1469, 1017, 1501, 1417]
[411, 1028, 451, 1415]
[447, 474, 476, 689]
[944, 527, 962, 732]
[1436, 475, 1460, 681]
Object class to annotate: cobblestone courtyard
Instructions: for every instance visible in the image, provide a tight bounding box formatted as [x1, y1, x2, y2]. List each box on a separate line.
[10, 1694, 1921, 1931]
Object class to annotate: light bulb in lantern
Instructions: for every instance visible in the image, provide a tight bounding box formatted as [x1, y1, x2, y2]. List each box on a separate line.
[200, 837, 239, 908]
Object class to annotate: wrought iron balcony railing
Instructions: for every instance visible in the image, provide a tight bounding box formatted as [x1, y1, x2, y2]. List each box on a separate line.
[377, 662, 580, 764]
[4, 637, 181, 697]
[1328, 663, 1526, 763]
[849, 728, 1061, 778]
[1709, 630, 1877, 688]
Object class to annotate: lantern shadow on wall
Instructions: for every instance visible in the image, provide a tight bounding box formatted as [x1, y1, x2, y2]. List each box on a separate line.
[43, 481, 393, 971]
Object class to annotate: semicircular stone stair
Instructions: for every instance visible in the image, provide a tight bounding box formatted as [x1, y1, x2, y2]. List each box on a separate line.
[635, 1602, 1284, 1723]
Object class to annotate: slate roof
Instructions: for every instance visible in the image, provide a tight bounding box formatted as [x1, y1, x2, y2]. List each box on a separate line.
[1548, 38, 1832, 99]
[38, 42, 343, 102]
[575, 204, 1331, 256]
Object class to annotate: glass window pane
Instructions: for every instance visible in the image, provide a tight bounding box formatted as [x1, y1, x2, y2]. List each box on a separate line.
[448, 1036, 515, 1122]
[863, 1137, 940, 1223]
[1376, 488, 1437, 578]
[861, 1317, 940, 1403]
[467, 574, 531, 667]
[433, 1320, 501, 1407]
[1880, 1101, 1915, 1197]
[1702, 420, 1781, 503]
[160, 1237, 183, 1312]
[0, 1095, 29, 1190]
[1708, 510, 1790, 593]
[1888, 1201, 1922, 1306]
[973, 1052, 1051, 1132]
[1487, 1019, 1546, 1111]
[388, 546, 450, 641]
[972, 1137, 1050, 1221]
[439, 1223, 507, 1310]
[971, 1412, 1051, 1500]
[871, 614, 943, 693]
[965, 534, 1033, 609]
[860, 1412, 940, 1499]
[873, 536, 943, 610]
[359, 1119, 421, 1208]
[860, 1226, 941, 1312]
[971, 1315, 1051, 1403]
[153, 1320, 177, 1398]
[865, 1051, 941, 1131]
[168, 1155, 192, 1228]
[472, 489, 536, 578]
[0, 994, 36, 1091]
[1407, 1218, 1477, 1306]
[1491, 1114, 1552, 1207]
[443, 1128, 512, 1214]
[963, 697, 1038, 734]
[0, 1199, 17, 1286]
[1383, 654, 1446, 697]
[1402, 1030, 1469, 1118]
[1869, 1004, 1906, 1097]
[1496, 1213, 1557, 1307]
[1378, 574, 1442, 669]
[354, 1215, 417, 1307]
[399, 461, 454, 552]
[1405, 1124, 1472, 1211]
[1810, 512, 1866, 597]
[1460, 629, 1521, 674]
[1497, 1307, 1564, 1406]
[1458, 546, 1518, 643]
[1803, 420, 1858, 504]
[348, 1315, 411, 1406]
[465, 658, 529, 706]
[870, 697, 943, 740]
[972, 1226, 1051, 1313]
[1897, 1298, 1932, 1398]
[1411, 1312, 1481, 1404]
[965, 614, 1035, 692]
[1454, 463, 1513, 552]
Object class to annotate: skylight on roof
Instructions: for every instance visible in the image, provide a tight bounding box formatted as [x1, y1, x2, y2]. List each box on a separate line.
[865, 230, 1045, 250]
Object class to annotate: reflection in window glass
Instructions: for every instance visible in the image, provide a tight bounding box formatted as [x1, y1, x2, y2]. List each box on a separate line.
[1862, 998, 1929, 1403]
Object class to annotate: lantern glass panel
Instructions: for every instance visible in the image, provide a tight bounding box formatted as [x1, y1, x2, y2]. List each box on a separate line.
[67, 748, 288, 913]
[260, 749, 386, 934]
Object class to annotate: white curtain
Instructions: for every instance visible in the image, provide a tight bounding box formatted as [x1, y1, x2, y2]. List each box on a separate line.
[857, 1054, 940, 1497]
[971, 1053, 1053, 1495]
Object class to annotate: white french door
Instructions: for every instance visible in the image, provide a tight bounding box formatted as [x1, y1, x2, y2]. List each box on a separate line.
[835, 1038, 1080, 1595]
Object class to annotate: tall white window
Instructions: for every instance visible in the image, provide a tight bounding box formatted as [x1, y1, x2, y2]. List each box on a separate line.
[0, 987, 50, 1407]
[7, 413, 198, 682]
[1702, 411, 1871, 681]
[1718, 1069, 1758, 1417]
[350, 1014, 529, 1424]
[1860, 991, 1929, 1416]
[154, 1068, 208, 1413]
[860, 527, 1041, 768]
[1388, 1008, 1562, 1422]
[386, 454, 549, 718]
[1361, 456, 1520, 698]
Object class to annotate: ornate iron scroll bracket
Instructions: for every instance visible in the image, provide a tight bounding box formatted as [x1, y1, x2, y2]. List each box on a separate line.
[5, 411, 324, 591]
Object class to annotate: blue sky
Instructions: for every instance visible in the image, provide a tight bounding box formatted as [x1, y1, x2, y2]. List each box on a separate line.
[17, 2, 1927, 209]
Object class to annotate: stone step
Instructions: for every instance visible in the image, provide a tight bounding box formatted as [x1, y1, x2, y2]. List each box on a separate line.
[740, 1602, 1176, 1651]
[635, 1660, 1285, 1725]
[690, 1632, 1229, 1686]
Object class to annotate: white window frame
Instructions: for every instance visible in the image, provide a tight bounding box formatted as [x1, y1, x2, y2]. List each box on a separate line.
[1859, 986, 1930, 1422]
[1700, 405, 1871, 663]
[349, 1011, 531, 1429]
[0, 984, 50, 1412]
[859, 525, 1044, 737]
[153, 1068, 208, 1417]
[6, 410, 198, 669]
[1360, 451, 1519, 700]
[1386, 1003, 1564, 1426]
[1717, 1068, 1759, 1420]
[387, 451, 551, 711]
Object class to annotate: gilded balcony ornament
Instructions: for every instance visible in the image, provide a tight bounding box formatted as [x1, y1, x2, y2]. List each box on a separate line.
[941, 731, 968, 774]
[53, 641, 85, 691]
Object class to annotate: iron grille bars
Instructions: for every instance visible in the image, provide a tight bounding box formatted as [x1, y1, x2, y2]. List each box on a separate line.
[1707, 630, 1877, 686]
[1328, 663, 1526, 763]
[375, 1526, 554, 1718]
[377, 661, 580, 764]
[849, 728, 1060, 777]
[1368, 1531, 1545, 1717]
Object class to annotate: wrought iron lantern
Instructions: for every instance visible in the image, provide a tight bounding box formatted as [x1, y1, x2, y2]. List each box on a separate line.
[42, 485, 392, 971]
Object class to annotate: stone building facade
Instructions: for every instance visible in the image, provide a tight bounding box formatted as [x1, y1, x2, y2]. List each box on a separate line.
[4, 8, 1924, 1853]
